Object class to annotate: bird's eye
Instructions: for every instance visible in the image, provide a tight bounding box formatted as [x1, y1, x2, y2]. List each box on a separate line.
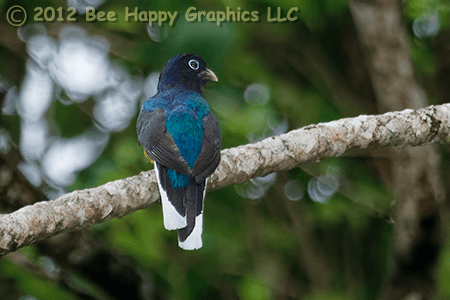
[188, 59, 199, 70]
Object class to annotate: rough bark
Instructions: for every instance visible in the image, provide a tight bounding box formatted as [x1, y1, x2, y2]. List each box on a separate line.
[0, 103, 450, 256]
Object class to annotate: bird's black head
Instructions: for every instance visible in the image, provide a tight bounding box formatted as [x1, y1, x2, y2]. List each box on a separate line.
[157, 53, 218, 94]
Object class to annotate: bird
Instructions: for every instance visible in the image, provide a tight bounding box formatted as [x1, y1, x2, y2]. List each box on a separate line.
[137, 54, 221, 250]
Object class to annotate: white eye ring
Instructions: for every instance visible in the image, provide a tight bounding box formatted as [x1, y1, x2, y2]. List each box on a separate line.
[188, 59, 199, 70]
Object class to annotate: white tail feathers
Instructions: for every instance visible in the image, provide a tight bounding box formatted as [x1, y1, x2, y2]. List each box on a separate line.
[178, 214, 203, 250]
[154, 163, 187, 230]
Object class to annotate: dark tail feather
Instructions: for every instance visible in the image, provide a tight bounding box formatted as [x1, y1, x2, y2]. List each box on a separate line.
[178, 179, 205, 250]
[155, 163, 187, 230]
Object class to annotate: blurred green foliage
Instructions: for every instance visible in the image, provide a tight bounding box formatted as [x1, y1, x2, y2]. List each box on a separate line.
[1, 0, 449, 298]
[0, 258, 78, 300]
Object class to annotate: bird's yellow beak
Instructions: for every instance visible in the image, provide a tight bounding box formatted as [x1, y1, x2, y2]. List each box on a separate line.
[200, 68, 218, 82]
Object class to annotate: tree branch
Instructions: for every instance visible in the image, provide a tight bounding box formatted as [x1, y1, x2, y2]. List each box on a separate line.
[1, 103, 450, 255]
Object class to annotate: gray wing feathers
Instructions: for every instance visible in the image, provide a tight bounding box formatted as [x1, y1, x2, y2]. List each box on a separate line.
[137, 109, 191, 175]
[192, 112, 221, 183]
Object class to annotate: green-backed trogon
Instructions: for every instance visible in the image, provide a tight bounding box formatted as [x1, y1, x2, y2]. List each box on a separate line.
[137, 54, 221, 250]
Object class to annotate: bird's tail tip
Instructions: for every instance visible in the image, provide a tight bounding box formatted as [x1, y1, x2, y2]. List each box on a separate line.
[163, 214, 187, 230]
[178, 238, 203, 250]
[178, 214, 203, 250]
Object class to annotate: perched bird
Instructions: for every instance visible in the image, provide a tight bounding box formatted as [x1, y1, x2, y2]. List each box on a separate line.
[137, 54, 221, 250]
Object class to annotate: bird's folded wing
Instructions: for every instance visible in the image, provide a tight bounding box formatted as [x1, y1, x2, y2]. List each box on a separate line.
[137, 108, 191, 175]
[192, 112, 222, 183]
